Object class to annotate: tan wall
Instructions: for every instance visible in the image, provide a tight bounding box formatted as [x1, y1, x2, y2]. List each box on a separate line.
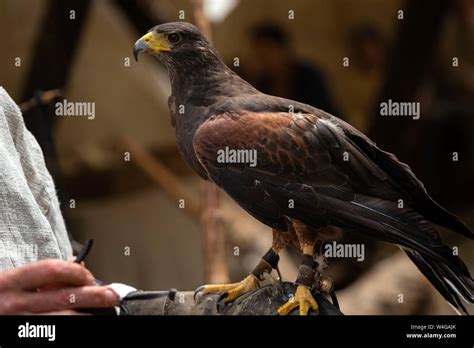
[0, 0, 46, 97]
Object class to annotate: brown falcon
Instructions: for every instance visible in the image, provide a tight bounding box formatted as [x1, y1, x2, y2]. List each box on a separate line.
[133, 22, 473, 315]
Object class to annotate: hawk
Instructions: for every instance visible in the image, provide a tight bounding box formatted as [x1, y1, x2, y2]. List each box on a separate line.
[133, 22, 473, 315]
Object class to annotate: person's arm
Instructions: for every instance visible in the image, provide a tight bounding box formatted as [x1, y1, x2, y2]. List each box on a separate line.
[0, 87, 72, 267]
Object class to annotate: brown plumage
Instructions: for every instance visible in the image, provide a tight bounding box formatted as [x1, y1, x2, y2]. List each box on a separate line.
[134, 22, 473, 314]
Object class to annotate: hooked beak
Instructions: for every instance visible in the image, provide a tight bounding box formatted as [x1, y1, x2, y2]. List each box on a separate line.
[133, 32, 172, 62]
[133, 37, 150, 62]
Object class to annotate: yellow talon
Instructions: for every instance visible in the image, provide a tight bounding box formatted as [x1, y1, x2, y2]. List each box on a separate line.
[277, 285, 319, 315]
[199, 275, 259, 303]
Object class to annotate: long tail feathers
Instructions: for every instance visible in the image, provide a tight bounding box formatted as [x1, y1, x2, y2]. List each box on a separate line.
[402, 247, 473, 314]
[331, 196, 474, 314]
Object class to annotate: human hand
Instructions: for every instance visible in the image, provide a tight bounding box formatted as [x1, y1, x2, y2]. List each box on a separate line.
[0, 259, 117, 314]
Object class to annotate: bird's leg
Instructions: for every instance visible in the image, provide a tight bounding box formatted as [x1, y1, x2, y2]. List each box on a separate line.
[251, 228, 295, 281]
[278, 222, 321, 315]
[195, 229, 291, 303]
[278, 230, 337, 314]
[277, 243, 319, 315]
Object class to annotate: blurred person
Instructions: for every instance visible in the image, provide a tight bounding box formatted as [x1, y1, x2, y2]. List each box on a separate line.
[248, 22, 339, 115]
[341, 23, 387, 132]
[351, 24, 386, 73]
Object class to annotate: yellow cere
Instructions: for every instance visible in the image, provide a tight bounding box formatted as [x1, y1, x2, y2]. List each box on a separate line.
[141, 32, 172, 52]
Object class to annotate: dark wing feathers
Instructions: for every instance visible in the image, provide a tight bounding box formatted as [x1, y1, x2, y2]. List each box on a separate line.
[330, 116, 474, 240]
[193, 108, 473, 312]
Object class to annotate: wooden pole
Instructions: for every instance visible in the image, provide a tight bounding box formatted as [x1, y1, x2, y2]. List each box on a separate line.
[190, 0, 229, 284]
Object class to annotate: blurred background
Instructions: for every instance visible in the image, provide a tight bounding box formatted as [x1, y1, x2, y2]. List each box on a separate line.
[0, 0, 473, 314]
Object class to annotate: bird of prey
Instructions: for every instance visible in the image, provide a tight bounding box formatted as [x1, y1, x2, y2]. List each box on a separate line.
[134, 22, 473, 315]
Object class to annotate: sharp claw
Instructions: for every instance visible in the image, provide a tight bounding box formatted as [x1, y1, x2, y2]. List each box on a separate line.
[215, 292, 230, 313]
[217, 291, 229, 302]
[193, 285, 206, 302]
[217, 297, 227, 313]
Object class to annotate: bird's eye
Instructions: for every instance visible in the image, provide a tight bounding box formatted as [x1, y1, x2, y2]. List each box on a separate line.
[167, 33, 181, 44]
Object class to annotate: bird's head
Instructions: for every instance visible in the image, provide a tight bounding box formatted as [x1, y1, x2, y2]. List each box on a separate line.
[133, 22, 256, 101]
[133, 22, 218, 68]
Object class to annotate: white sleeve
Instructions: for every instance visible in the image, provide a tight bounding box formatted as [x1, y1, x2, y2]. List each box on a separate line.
[0, 87, 72, 270]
